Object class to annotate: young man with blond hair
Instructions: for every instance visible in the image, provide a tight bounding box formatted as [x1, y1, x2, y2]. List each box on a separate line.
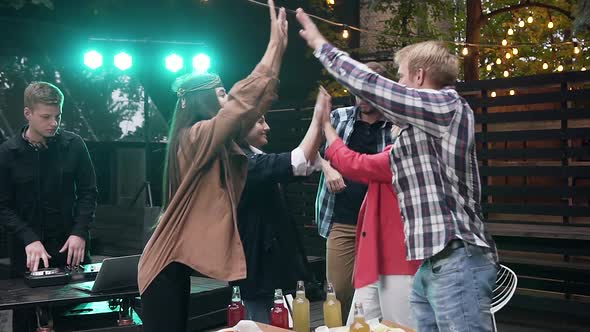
[297, 9, 498, 331]
[0, 82, 97, 278]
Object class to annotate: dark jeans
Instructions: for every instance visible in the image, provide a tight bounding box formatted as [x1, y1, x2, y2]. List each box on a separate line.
[140, 262, 191, 332]
[244, 297, 274, 324]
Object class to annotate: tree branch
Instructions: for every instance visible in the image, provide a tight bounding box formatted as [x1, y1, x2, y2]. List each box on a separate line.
[483, 1, 573, 21]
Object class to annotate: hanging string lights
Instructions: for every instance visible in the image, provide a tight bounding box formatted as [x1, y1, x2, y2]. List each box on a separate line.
[245, 0, 587, 78]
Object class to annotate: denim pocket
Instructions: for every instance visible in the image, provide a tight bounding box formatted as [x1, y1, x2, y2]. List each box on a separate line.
[431, 249, 465, 275]
[471, 264, 497, 309]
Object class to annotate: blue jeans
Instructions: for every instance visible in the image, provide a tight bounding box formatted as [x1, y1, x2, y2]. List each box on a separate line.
[410, 241, 498, 332]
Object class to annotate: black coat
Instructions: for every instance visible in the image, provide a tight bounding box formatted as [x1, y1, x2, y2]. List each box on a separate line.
[0, 128, 7, 145]
[0, 128, 97, 274]
[230, 148, 313, 300]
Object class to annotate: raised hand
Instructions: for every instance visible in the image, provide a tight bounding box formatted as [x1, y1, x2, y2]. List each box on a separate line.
[268, 0, 288, 51]
[313, 86, 332, 124]
[296, 8, 327, 50]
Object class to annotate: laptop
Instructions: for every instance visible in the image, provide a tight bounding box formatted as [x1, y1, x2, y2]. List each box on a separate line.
[71, 254, 140, 293]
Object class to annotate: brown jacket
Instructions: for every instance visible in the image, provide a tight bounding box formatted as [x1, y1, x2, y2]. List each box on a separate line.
[138, 64, 279, 294]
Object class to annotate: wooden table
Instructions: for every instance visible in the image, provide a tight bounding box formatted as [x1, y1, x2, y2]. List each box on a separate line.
[255, 322, 291, 331]
[253, 321, 414, 332]
[0, 276, 230, 331]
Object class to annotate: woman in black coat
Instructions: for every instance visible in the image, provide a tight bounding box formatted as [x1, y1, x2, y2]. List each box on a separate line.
[231, 89, 330, 323]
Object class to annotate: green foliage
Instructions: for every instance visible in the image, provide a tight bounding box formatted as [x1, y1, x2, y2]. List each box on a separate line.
[370, 0, 461, 49]
[361, 0, 590, 79]
[479, 0, 588, 79]
[306, 0, 356, 99]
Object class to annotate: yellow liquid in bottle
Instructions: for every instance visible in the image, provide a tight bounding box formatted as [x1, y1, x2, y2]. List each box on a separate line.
[293, 292, 310, 332]
[323, 294, 343, 327]
[349, 317, 370, 332]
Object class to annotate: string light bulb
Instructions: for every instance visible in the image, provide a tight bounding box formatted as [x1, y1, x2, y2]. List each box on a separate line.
[503, 70, 509, 77]
[491, 91, 497, 98]
[527, 16, 533, 24]
[496, 58, 502, 65]
[342, 29, 349, 39]
[509, 90, 515, 95]
[574, 42, 581, 54]
[326, 0, 335, 5]
[462, 46, 469, 56]
[557, 65, 564, 72]
[542, 62, 549, 70]
[486, 64, 493, 71]
[508, 28, 514, 35]
[505, 52, 511, 59]
[502, 39, 508, 46]
[548, 21, 554, 29]
[519, 20, 525, 27]
[582, 67, 587, 71]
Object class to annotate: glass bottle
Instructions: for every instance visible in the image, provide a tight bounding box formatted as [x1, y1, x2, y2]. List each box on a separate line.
[323, 282, 343, 327]
[349, 302, 370, 332]
[270, 289, 289, 328]
[293, 281, 310, 332]
[227, 286, 246, 327]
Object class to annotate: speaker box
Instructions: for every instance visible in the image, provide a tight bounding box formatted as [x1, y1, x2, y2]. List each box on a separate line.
[92, 205, 160, 257]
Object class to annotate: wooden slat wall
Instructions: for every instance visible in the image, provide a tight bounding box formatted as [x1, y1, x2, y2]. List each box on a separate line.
[456, 72, 590, 313]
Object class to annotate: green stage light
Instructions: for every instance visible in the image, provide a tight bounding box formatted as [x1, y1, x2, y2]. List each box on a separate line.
[165, 53, 184, 72]
[84, 50, 103, 69]
[192, 53, 210, 73]
[114, 52, 133, 70]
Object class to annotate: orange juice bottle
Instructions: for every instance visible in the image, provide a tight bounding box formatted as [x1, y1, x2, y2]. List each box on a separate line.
[323, 282, 342, 327]
[349, 302, 370, 332]
[293, 281, 310, 332]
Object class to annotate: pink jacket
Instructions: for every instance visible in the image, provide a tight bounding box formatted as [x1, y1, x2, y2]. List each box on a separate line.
[326, 139, 421, 288]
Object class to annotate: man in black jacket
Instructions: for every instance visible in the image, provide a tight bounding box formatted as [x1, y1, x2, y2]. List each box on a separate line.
[0, 82, 97, 276]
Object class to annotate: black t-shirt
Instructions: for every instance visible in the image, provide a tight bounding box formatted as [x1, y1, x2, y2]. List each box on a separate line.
[333, 120, 388, 225]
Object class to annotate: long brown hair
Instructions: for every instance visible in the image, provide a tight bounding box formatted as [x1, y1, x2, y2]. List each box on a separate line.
[162, 73, 223, 210]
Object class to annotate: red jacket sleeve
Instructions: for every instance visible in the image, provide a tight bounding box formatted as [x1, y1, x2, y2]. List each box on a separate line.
[325, 138, 393, 184]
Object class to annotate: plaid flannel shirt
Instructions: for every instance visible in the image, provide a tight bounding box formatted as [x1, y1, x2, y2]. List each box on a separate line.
[315, 43, 497, 260]
[314, 106, 393, 238]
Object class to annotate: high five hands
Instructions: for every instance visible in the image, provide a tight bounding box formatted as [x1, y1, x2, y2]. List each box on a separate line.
[295, 7, 328, 50]
[268, 0, 288, 52]
[313, 86, 332, 124]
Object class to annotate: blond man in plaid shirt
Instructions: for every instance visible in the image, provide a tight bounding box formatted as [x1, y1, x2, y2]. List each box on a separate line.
[297, 9, 498, 332]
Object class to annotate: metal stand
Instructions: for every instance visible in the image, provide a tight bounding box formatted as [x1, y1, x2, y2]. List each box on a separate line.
[129, 83, 154, 208]
[129, 181, 153, 208]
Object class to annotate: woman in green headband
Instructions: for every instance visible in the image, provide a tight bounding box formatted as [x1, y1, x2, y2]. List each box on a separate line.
[138, 1, 289, 331]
